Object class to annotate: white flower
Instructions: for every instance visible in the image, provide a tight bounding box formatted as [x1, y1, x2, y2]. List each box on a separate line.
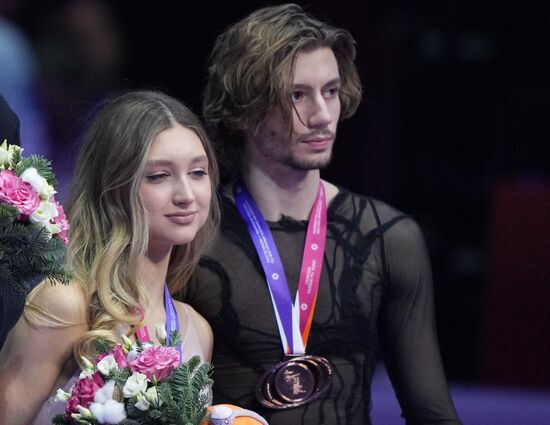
[155, 323, 167, 344]
[20, 167, 56, 200]
[94, 380, 116, 404]
[54, 388, 71, 402]
[8, 142, 21, 156]
[126, 347, 140, 364]
[145, 386, 161, 408]
[0, 140, 11, 168]
[96, 355, 118, 375]
[126, 341, 153, 364]
[88, 381, 125, 423]
[28, 200, 57, 226]
[0, 140, 22, 168]
[134, 393, 150, 411]
[79, 356, 95, 378]
[78, 356, 95, 376]
[89, 399, 127, 424]
[45, 221, 62, 236]
[121, 335, 133, 351]
[79, 369, 94, 379]
[70, 413, 82, 422]
[135, 386, 161, 411]
[77, 405, 94, 419]
[122, 372, 148, 398]
[81, 356, 95, 370]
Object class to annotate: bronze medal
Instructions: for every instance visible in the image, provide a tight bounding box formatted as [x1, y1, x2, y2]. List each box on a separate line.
[236, 183, 331, 410]
[255, 355, 333, 409]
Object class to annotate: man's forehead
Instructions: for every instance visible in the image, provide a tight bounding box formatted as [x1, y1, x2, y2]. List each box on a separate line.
[291, 47, 340, 86]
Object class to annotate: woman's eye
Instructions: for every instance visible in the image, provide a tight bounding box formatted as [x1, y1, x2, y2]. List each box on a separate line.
[146, 173, 168, 182]
[189, 169, 208, 178]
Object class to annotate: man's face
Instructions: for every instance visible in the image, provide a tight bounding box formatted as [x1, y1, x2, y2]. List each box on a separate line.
[249, 47, 341, 171]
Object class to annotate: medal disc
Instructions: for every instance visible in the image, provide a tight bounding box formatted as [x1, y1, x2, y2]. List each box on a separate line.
[274, 360, 315, 402]
[255, 356, 333, 409]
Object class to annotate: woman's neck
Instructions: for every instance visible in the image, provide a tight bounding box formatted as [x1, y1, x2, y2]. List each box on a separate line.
[137, 246, 172, 315]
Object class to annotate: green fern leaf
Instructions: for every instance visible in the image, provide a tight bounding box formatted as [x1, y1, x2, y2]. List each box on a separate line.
[14, 155, 56, 185]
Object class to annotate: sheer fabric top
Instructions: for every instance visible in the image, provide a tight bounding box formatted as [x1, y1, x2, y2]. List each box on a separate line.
[184, 187, 461, 425]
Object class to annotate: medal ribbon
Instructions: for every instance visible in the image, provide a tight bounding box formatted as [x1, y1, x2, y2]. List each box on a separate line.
[135, 283, 183, 364]
[234, 181, 327, 355]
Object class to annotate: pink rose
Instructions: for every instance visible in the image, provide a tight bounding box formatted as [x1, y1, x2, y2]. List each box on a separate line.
[0, 169, 40, 216]
[112, 345, 128, 368]
[69, 371, 104, 408]
[65, 395, 80, 420]
[50, 195, 69, 245]
[129, 345, 180, 381]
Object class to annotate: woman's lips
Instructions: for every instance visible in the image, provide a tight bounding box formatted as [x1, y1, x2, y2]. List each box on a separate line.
[165, 212, 196, 224]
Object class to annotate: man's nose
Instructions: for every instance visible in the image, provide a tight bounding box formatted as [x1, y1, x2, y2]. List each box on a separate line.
[306, 95, 332, 129]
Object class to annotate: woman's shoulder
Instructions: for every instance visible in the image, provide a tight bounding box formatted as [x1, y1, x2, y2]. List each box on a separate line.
[173, 300, 213, 361]
[174, 301, 211, 334]
[26, 279, 88, 326]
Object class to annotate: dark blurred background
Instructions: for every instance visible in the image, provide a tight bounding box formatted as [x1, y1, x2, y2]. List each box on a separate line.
[1, 0, 549, 390]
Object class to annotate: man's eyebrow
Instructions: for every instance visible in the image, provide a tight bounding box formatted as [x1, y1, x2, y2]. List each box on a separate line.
[292, 78, 341, 90]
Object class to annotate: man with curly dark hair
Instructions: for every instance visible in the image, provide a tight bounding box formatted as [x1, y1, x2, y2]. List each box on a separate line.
[183, 4, 462, 424]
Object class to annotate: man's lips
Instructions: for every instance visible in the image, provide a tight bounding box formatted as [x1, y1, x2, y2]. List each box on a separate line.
[301, 132, 335, 143]
[303, 137, 331, 143]
[302, 136, 333, 149]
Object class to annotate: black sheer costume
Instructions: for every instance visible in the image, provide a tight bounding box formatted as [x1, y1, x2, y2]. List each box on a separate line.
[182, 186, 461, 425]
[0, 93, 23, 350]
[0, 94, 21, 146]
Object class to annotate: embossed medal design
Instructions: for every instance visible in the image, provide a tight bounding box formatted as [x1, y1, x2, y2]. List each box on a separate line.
[255, 355, 333, 409]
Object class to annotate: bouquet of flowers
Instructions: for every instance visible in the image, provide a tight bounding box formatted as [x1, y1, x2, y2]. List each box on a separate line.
[52, 330, 213, 425]
[0, 140, 71, 292]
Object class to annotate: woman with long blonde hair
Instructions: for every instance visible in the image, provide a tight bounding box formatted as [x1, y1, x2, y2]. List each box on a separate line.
[0, 90, 220, 424]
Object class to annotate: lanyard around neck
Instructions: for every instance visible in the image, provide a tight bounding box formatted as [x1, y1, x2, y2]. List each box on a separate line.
[233, 180, 327, 355]
[135, 283, 182, 364]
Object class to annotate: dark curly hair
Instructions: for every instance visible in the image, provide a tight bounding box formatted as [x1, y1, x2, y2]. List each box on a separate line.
[203, 3, 362, 179]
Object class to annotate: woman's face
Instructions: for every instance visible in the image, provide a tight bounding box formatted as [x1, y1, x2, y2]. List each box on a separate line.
[140, 124, 212, 252]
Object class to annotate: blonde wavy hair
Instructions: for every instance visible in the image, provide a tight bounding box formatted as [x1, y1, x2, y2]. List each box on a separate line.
[26, 91, 219, 361]
[203, 3, 362, 179]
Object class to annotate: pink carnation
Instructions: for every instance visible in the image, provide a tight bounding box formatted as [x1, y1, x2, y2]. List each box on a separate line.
[50, 195, 69, 245]
[68, 371, 104, 411]
[93, 352, 108, 364]
[129, 345, 180, 381]
[112, 345, 128, 368]
[0, 169, 40, 216]
[93, 345, 128, 369]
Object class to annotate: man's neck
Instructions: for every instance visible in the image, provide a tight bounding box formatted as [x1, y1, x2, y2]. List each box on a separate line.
[243, 163, 324, 221]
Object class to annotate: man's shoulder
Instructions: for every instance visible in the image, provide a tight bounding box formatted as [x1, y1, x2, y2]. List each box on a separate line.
[330, 185, 406, 222]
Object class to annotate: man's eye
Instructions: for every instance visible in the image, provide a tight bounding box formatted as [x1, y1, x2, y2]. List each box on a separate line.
[324, 87, 340, 98]
[291, 91, 304, 102]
